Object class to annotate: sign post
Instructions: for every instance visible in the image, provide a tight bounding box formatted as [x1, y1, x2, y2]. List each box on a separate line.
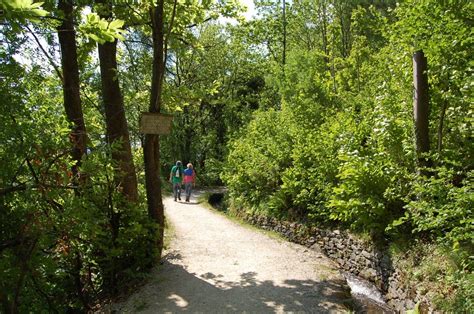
[139, 112, 173, 135]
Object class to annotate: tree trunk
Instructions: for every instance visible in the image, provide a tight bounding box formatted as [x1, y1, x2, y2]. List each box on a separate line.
[183, 106, 193, 163]
[437, 99, 448, 153]
[336, 2, 351, 58]
[97, 7, 138, 203]
[319, 1, 329, 68]
[144, 0, 166, 257]
[282, 0, 287, 66]
[57, 0, 87, 182]
[413, 50, 430, 168]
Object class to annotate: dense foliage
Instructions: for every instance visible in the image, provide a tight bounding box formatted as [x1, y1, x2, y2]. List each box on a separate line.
[1, 22, 157, 313]
[222, 0, 473, 309]
[224, 0, 472, 242]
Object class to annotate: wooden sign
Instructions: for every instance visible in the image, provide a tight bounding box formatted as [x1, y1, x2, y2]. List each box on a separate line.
[139, 113, 173, 135]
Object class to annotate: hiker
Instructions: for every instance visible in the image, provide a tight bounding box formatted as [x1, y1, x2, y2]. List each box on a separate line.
[169, 161, 184, 201]
[183, 163, 196, 202]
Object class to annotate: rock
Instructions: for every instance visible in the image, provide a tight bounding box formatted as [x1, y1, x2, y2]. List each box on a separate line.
[242, 214, 436, 312]
[362, 250, 373, 259]
[360, 268, 378, 281]
[405, 300, 416, 310]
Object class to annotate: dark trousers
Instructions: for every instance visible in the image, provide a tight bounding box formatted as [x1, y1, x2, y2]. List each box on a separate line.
[185, 182, 193, 201]
[173, 183, 181, 200]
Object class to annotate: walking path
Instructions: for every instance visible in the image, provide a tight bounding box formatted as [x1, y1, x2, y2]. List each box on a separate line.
[112, 190, 352, 313]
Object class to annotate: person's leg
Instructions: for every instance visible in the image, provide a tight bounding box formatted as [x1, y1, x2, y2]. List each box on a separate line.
[177, 183, 181, 200]
[173, 183, 178, 201]
[185, 183, 191, 201]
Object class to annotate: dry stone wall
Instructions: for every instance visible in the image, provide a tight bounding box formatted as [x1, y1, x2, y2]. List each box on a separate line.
[242, 214, 433, 312]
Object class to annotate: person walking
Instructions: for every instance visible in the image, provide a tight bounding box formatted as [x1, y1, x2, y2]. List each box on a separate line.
[169, 161, 184, 201]
[183, 163, 196, 202]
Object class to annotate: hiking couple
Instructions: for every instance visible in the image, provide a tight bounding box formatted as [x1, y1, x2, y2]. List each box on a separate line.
[169, 161, 196, 202]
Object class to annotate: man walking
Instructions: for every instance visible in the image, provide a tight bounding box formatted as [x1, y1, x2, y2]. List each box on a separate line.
[169, 161, 184, 201]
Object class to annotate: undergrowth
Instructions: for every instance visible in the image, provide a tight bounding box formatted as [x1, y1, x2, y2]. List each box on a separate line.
[390, 240, 473, 312]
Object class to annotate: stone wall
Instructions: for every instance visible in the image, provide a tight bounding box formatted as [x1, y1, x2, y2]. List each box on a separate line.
[241, 214, 433, 312]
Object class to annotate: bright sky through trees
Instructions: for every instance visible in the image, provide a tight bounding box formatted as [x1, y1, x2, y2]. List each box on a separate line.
[240, 0, 255, 19]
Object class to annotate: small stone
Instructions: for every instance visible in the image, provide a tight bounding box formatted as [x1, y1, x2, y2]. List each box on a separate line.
[362, 250, 373, 259]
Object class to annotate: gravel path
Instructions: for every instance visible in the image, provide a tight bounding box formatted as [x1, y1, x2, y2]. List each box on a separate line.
[112, 191, 352, 313]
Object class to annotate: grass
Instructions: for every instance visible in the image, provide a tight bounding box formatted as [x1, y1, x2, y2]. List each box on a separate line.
[133, 299, 148, 312]
[163, 214, 175, 250]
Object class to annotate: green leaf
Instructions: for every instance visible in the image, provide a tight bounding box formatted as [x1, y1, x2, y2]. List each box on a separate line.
[109, 19, 125, 29]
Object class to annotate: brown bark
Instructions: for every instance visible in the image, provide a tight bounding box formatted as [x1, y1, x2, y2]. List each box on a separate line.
[144, 0, 166, 257]
[97, 28, 138, 202]
[413, 50, 430, 168]
[57, 0, 87, 181]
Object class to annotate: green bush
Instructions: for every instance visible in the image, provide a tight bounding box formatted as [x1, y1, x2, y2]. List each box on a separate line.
[402, 167, 473, 247]
[0, 62, 158, 312]
[222, 109, 293, 214]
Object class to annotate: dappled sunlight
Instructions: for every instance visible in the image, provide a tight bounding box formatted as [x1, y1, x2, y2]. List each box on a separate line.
[122, 259, 351, 313]
[167, 294, 188, 308]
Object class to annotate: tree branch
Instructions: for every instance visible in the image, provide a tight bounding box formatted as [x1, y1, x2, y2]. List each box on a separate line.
[25, 25, 63, 82]
[162, 0, 178, 85]
[124, 39, 153, 48]
[0, 184, 27, 197]
[186, 16, 213, 28]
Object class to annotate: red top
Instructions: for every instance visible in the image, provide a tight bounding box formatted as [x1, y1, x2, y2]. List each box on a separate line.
[183, 168, 195, 184]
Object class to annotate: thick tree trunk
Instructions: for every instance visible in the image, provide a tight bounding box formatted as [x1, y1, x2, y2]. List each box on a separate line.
[98, 38, 138, 202]
[144, 0, 165, 256]
[57, 0, 87, 181]
[413, 50, 430, 168]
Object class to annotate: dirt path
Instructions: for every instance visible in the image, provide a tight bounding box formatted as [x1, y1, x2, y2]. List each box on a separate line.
[112, 190, 352, 313]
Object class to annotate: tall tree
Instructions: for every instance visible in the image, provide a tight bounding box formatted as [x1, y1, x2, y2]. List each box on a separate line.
[144, 0, 168, 256]
[96, 1, 139, 203]
[57, 0, 88, 183]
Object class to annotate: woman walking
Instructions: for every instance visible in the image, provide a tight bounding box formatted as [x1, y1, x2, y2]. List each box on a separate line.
[183, 163, 196, 202]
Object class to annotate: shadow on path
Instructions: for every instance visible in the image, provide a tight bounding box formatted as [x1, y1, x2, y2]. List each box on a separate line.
[129, 253, 351, 313]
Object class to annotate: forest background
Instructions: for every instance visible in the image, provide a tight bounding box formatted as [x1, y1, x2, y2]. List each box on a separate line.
[1, 0, 472, 312]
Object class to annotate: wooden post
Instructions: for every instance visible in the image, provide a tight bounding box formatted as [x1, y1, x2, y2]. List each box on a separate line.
[413, 50, 430, 168]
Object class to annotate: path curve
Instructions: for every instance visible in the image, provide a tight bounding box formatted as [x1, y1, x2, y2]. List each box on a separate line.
[112, 190, 352, 313]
